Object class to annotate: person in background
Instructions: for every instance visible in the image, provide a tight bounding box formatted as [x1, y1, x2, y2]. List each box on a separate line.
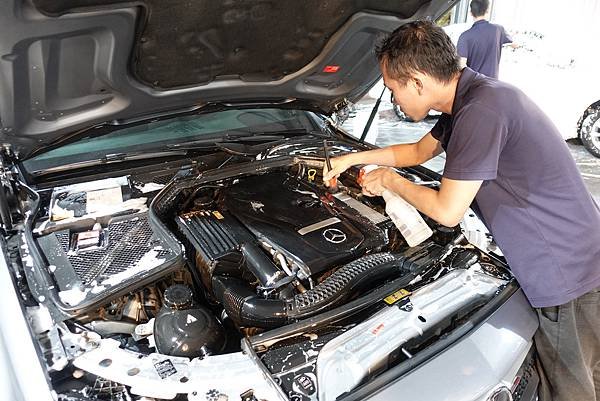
[457, 0, 517, 78]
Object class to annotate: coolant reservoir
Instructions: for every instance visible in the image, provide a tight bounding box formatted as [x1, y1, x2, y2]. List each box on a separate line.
[154, 284, 225, 358]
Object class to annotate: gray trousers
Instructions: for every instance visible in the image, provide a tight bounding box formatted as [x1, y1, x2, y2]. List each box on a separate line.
[535, 287, 600, 401]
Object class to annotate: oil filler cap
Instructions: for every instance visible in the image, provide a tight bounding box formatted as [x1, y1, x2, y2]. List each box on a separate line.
[163, 284, 193, 310]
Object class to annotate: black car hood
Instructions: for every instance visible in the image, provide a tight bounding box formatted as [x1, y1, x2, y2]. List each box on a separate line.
[0, 0, 453, 158]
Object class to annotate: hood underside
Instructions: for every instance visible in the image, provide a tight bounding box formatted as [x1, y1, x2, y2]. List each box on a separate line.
[0, 0, 454, 158]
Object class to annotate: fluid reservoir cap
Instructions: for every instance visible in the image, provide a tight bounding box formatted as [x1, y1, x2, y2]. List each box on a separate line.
[163, 284, 193, 310]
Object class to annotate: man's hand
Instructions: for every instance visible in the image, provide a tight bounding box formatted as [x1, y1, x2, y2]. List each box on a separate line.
[360, 167, 400, 196]
[323, 154, 354, 187]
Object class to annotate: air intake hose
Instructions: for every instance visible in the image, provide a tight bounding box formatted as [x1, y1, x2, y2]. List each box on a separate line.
[288, 252, 402, 318]
[240, 242, 287, 287]
[212, 276, 289, 328]
[212, 252, 404, 328]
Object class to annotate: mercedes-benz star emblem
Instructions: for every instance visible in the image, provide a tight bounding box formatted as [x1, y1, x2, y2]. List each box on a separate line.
[323, 228, 347, 244]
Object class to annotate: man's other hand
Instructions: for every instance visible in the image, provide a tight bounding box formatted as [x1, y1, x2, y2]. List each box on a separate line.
[360, 167, 400, 197]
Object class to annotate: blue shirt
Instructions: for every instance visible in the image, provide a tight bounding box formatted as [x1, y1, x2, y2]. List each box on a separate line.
[431, 68, 600, 307]
[457, 20, 512, 79]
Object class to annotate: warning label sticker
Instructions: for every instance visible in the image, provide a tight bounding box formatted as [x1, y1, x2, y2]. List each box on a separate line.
[154, 359, 177, 379]
[383, 289, 411, 305]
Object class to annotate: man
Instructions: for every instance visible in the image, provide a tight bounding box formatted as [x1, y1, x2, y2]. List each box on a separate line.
[323, 21, 600, 401]
[457, 0, 515, 78]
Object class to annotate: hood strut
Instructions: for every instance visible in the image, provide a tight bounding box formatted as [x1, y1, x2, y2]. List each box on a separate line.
[359, 86, 386, 143]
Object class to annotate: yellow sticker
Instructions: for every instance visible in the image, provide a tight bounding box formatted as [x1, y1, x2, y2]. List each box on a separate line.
[383, 289, 411, 305]
[212, 211, 224, 220]
[307, 169, 317, 182]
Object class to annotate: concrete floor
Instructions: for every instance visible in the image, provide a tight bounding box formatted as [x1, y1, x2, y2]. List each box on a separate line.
[342, 98, 600, 201]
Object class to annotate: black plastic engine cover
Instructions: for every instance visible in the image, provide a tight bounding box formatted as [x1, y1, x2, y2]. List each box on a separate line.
[223, 172, 387, 276]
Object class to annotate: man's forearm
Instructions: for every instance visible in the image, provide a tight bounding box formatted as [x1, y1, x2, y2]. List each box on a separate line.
[384, 175, 453, 225]
[324, 133, 442, 185]
[382, 173, 481, 227]
[347, 143, 430, 168]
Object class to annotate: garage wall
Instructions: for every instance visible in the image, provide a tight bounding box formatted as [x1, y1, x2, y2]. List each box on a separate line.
[486, 0, 600, 138]
[491, 0, 600, 60]
[454, 0, 600, 58]
[446, 0, 599, 138]
[491, 0, 600, 31]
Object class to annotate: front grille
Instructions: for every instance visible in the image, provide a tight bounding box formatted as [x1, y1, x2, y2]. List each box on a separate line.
[54, 214, 173, 285]
[512, 348, 539, 401]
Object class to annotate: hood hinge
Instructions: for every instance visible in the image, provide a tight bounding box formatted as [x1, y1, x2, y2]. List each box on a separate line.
[0, 144, 17, 171]
[0, 145, 16, 231]
[330, 99, 353, 127]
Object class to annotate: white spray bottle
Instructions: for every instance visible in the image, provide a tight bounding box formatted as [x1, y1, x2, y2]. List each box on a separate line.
[360, 165, 433, 247]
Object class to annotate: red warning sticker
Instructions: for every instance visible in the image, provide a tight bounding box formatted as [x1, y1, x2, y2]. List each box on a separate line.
[323, 65, 340, 73]
[371, 323, 385, 335]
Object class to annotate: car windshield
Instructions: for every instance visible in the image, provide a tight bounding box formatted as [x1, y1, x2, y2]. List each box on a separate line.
[23, 108, 318, 173]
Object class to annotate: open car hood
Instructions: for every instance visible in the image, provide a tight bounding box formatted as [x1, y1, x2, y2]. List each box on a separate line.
[0, 0, 453, 158]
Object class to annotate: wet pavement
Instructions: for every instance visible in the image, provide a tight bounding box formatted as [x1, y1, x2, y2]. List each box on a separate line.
[342, 97, 600, 201]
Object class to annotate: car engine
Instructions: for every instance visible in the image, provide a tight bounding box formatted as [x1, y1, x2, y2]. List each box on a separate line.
[176, 168, 401, 330]
[15, 144, 513, 401]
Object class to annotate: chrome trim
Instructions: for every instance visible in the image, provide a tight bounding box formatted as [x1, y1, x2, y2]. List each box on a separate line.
[298, 217, 341, 235]
[333, 192, 388, 224]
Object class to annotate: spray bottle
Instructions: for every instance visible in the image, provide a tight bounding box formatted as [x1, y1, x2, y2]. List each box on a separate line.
[360, 165, 433, 247]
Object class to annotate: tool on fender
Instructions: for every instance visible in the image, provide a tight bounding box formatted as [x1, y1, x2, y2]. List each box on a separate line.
[323, 140, 339, 193]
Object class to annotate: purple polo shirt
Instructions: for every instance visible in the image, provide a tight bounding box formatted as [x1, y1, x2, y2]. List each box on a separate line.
[457, 20, 512, 78]
[431, 68, 600, 307]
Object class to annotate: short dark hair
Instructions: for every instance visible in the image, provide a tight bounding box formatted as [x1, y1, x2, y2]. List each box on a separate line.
[375, 20, 460, 84]
[470, 0, 489, 17]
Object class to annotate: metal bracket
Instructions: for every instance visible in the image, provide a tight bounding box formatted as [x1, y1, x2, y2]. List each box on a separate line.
[331, 99, 353, 127]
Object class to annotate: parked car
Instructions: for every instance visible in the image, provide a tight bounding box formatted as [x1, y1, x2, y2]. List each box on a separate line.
[367, 81, 440, 122]
[576, 100, 600, 157]
[0, 1, 538, 401]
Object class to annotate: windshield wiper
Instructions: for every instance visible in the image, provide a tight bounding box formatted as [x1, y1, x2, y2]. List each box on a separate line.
[30, 149, 188, 176]
[166, 127, 320, 150]
[166, 133, 287, 150]
[31, 128, 320, 176]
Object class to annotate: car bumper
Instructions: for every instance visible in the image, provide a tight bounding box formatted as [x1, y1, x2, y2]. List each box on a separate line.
[363, 289, 539, 401]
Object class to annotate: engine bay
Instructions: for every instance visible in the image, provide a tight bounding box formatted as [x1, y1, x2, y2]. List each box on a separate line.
[12, 145, 513, 401]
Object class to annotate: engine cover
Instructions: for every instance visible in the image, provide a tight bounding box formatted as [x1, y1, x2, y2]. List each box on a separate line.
[223, 172, 387, 276]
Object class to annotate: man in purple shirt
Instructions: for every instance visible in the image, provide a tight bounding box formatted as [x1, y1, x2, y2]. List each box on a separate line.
[457, 0, 514, 78]
[324, 20, 600, 401]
